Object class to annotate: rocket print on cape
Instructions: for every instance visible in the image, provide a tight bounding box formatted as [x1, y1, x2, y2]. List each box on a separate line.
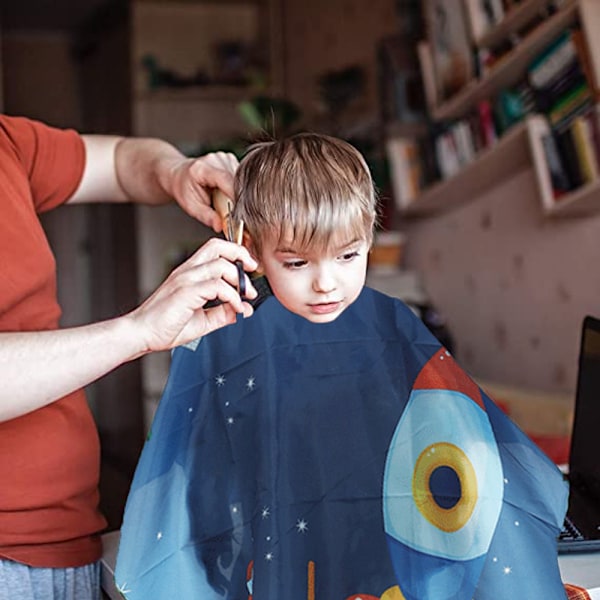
[115, 287, 568, 600]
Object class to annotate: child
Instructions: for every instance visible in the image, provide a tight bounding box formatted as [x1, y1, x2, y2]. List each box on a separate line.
[231, 133, 377, 324]
[115, 134, 569, 600]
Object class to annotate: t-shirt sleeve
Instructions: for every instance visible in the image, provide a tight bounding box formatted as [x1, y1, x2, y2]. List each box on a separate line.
[0, 115, 86, 213]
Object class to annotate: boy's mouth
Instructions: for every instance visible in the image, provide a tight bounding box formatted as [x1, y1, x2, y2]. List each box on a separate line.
[308, 301, 342, 315]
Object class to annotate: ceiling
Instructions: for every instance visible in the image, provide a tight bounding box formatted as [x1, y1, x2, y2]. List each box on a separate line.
[1, 0, 111, 33]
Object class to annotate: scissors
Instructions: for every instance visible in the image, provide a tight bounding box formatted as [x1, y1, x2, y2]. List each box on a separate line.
[212, 189, 246, 300]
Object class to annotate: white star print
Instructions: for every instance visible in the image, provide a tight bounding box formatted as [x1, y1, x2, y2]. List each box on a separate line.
[188, 407, 193, 413]
[156, 531, 163, 540]
[514, 521, 520, 527]
[116, 582, 132, 595]
[227, 417, 234, 425]
[503, 566, 512, 575]
[246, 376, 256, 391]
[265, 552, 274, 561]
[261, 507, 270, 519]
[296, 519, 308, 533]
[215, 375, 226, 387]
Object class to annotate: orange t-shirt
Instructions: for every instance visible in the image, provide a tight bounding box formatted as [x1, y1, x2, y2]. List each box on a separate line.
[0, 115, 107, 567]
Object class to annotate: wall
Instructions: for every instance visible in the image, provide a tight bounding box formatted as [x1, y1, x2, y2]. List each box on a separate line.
[2, 32, 82, 127]
[403, 166, 600, 398]
[2, 32, 91, 328]
[282, 0, 398, 128]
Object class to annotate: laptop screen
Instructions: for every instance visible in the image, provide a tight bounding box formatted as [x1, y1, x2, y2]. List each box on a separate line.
[568, 316, 600, 500]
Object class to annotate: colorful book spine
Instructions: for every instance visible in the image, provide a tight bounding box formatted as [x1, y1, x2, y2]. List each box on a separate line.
[540, 132, 572, 199]
[549, 82, 593, 131]
[554, 126, 584, 190]
[570, 115, 599, 184]
[386, 137, 423, 210]
[528, 31, 576, 89]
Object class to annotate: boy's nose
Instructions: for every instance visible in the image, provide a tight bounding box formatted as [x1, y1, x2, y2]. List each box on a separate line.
[312, 267, 337, 293]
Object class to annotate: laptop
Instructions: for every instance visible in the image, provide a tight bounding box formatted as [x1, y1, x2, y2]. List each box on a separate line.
[558, 315, 600, 553]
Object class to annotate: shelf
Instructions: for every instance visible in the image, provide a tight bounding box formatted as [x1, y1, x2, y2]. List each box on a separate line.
[432, 0, 579, 121]
[526, 110, 600, 217]
[475, 0, 551, 49]
[400, 117, 537, 217]
[544, 179, 600, 217]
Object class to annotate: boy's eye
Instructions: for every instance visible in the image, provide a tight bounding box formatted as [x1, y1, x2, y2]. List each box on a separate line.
[339, 250, 360, 261]
[283, 259, 307, 269]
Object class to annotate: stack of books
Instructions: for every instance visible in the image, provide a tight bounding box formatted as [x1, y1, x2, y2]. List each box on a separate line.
[527, 28, 600, 199]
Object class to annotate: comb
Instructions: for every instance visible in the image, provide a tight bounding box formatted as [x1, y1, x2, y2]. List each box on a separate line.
[209, 190, 273, 310]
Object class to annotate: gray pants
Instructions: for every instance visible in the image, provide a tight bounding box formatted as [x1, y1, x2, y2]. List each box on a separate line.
[0, 559, 100, 600]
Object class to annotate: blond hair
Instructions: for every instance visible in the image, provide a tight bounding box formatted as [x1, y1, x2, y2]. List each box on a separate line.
[233, 133, 378, 256]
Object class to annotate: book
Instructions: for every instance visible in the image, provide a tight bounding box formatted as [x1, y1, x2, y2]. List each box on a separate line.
[451, 120, 476, 166]
[425, 0, 475, 100]
[555, 126, 584, 190]
[527, 115, 568, 207]
[515, 79, 537, 117]
[570, 115, 599, 184]
[585, 105, 600, 173]
[484, 0, 505, 26]
[540, 132, 572, 199]
[478, 99, 498, 147]
[417, 134, 441, 186]
[467, 110, 486, 154]
[532, 59, 587, 113]
[548, 82, 593, 131]
[528, 31, 577, 90]
[386, 137, 423, 210]
[434, 131, 462, 179]
[464, 0, 490, 42]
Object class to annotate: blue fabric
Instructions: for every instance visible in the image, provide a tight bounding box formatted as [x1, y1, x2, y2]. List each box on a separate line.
[115, 287, 568, 600]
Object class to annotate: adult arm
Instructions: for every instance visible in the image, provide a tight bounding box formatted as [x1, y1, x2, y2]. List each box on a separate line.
[0, 239, 257, 422]
[68, 135, 239, 232]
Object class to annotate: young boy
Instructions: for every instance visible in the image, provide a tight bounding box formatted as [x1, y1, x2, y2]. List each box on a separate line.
[231, 133, 376, 325]
[115, 134, 569, 600]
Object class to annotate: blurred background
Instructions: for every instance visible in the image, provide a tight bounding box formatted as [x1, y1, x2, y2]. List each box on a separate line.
[2, 0, 598, 527]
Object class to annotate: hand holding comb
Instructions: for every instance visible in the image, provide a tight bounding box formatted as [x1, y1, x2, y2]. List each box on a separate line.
[212, 189, 273, 310]
[212, 189, 247, 299]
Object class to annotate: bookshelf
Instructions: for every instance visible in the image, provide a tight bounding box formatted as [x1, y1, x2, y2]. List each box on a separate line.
[431, 0, 579, 122]
[473, 0, 557, 49]
[402, 117, 535, 216]
[545, 179, 600, 216]
[390, 0, 600, 219]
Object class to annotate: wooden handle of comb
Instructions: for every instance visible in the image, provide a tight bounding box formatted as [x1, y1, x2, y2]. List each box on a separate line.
[212, 189, 232, 239]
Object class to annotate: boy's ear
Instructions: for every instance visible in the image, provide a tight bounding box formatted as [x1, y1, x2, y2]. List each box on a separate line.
[242, 231, 264, 274]
[242, 230, 254, 252]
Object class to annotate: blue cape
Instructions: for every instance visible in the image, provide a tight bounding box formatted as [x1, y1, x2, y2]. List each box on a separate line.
[115, 287, 568, 600]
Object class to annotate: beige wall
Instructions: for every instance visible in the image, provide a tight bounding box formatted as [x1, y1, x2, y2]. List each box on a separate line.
[403, 167, 600, 397]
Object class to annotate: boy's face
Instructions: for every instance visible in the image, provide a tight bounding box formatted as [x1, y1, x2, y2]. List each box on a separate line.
[254, 231, 370, 323]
